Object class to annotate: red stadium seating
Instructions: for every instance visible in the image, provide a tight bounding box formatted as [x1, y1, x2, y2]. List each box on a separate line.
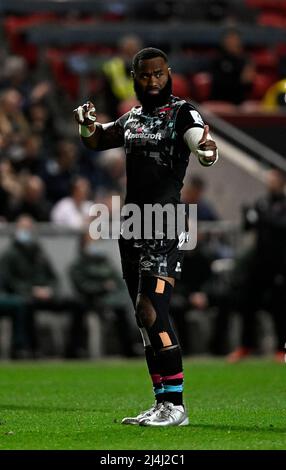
[250, 72, 277, 100]
[257, 12, 286, 28]
[191, 72, 212, 103]
[46, 49, 79, 99]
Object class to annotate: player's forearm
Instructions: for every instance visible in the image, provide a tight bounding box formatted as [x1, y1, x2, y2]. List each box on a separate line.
[184, 127, 218, 166]
[75, 101, 123, 151]
[79, 123, 103, 150]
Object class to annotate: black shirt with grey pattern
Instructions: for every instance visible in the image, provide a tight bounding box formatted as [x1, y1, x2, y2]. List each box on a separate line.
[113, 95, 205, 208]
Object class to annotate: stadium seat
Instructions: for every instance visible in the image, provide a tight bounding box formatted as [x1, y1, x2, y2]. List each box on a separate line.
[202, 101, 237, 114]
[172, 73, 191, 100]
[246, 0, 286, 11]
[4, 13, 57, 65]
[192, 72, 212, 103]
[250, 72, 277, 100]
[46, 49, 79, 99]
[252, 49, 278, 74]
[257, 12, 286, 28]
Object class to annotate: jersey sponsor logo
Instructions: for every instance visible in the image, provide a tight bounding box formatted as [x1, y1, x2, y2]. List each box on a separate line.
[125, 129, 162, 140]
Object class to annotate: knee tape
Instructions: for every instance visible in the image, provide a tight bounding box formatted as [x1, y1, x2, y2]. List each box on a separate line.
[136, 276, 178, 351]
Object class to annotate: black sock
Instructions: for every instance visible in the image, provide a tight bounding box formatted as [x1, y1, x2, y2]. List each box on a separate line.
[145, 345, 164, 403]
[157, 346, 184, 406]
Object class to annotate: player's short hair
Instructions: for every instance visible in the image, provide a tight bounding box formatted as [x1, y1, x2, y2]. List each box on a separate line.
[132, 47, 168, 72]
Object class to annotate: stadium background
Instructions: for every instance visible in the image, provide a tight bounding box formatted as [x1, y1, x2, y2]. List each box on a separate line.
[0, 0, 285, 361]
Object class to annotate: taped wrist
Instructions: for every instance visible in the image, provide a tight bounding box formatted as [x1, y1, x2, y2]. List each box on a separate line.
[136, 276, 178, 352]
[197, 149, 218, 166]
[79, 124, 96, 138]
[183, 127, 218, 166]
[198, 154, 217, 166]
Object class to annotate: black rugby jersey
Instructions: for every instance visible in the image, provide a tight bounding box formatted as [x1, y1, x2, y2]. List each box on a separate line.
[104, 96, 205, 207]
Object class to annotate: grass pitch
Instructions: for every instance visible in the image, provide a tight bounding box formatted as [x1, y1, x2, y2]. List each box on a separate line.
[0, 358, 285, 450]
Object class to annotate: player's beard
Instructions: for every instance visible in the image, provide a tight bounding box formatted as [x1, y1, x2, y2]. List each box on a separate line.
[134, 75, 173, 111]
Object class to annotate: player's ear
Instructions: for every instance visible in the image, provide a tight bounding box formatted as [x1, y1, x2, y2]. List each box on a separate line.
[168, 67, 172, 76]
[131, 70, 135, 79]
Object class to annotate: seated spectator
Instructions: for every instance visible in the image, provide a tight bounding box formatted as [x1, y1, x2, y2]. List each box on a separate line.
[40, 139, 81, 204]
[0, 56, 29, 96]
[0, 88, 30, 141]
[0, 284, 30, 358]
[210, 28, 255, 104]
[69, 230, 139, 357]
[19, 134, 46, 174]
[0, 159, 23, 220]
[181, 174, 219, 221]
[0, 55, 52, 109]
[0, 184, 10, 222]
[9, 175, 51, 222]
[27, 103, 58, 152]
[0, 215, 87, 357]
[96, 148, 126, 196]
[51, 176, 93, 229]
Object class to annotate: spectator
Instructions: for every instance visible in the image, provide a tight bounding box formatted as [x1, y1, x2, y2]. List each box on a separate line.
[0, 215, 86, 357]
[69, 230, 139, 357]
[210, 28, 255, 104]
[9, 175, 51, 222]
[226, 169, 286, 362]
[27, 103, 58, 151]
[181, 174, 219, 221]
[0, 159, 23, 220]
[18, 134, 45, 174]
[0, 55, 52, 108]
[0, 56, 29, 96]
[171, 239, 214, 354]
[51, 176, 93, 229]
[101, 35, 142, 119]
[96, 148, 126, 196]
[0, 88, 30, 142]
[0, 283, 30, 358]
[40, 139, 81, 204]
[262, 78, 286, 111]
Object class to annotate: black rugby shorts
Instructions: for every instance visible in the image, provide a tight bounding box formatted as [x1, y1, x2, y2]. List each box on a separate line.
[118, 235, 187, 280]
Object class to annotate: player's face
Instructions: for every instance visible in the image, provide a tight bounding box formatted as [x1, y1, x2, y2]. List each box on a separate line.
[133, 57, 172, 109]
[134, 57, 170, 95]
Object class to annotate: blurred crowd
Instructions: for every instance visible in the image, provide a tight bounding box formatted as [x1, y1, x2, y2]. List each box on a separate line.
[0, 215, 139, 359]
[0, 28, 285, 226]
[0, 55, 127, 226]
[0, 0, 286, 225]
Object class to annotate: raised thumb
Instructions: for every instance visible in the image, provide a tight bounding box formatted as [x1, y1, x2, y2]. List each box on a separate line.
[199, 125, 209, 144]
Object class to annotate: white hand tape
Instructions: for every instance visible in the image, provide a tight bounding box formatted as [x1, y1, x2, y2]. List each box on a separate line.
[197, 149, 215, 157]
[77, 106, 84, 123]
[86, 109, 96, 122]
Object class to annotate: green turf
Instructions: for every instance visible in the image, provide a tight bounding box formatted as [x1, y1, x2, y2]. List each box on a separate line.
[0, 359, 285, 450]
